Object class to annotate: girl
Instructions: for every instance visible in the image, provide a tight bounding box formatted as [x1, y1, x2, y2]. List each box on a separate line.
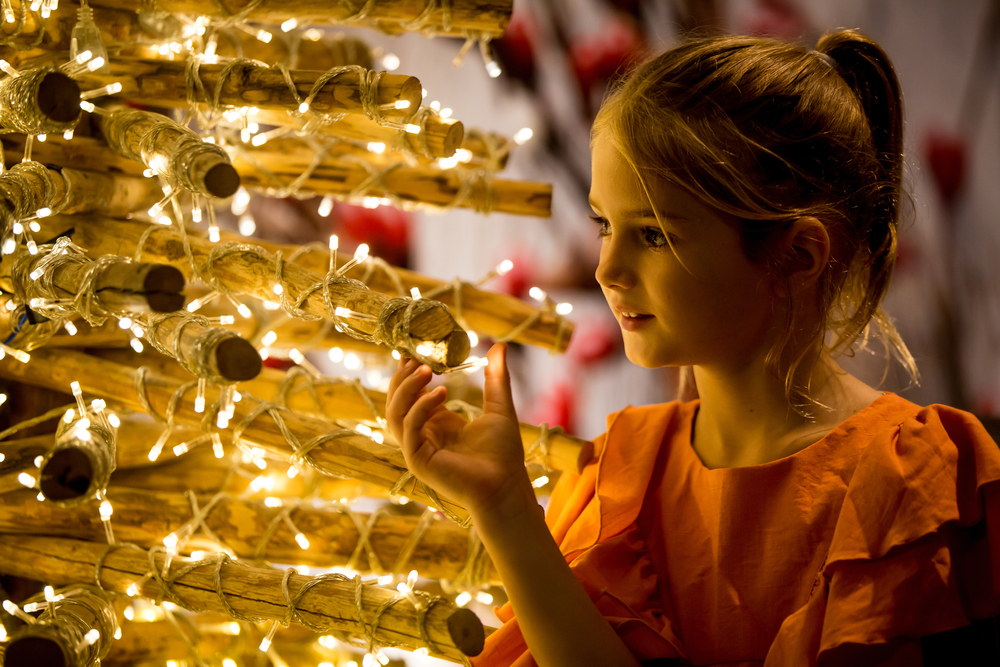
[386, 29, 1000, 667]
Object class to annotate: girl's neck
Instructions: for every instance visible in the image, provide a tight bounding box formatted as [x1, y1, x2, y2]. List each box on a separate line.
[690, 352, 882, 469]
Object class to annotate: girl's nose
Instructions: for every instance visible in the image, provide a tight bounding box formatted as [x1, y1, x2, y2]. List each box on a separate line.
[595, 240, 636, 290]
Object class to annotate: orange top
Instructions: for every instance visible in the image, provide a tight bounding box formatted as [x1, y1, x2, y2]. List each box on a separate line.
[472, 394, 1000, 666]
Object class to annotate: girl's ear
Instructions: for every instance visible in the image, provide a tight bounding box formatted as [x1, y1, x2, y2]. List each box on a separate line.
[774, 217, 830, 295]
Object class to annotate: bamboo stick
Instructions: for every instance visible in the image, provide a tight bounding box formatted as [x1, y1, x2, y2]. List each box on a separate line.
[207, 30, 374, 70]
[104, 618, 238, 667]
[110, 443, 392, 500]
[100, 107, 241, 199]
[0, 348, 469, 520]
[0, 535, 486, 661]
[88, 0, 513, 38]
[10, 242, 186, 315]
[0, 157, 162, 225]
[0, 434, 50, 493]
[37, 214, 472, 368]
[1, 135, 145, 178]
[78, 56, 422, 118]
[238, 234, 573, 355]
[249, 105, 464, 159]
[0, 487, 499, 583]
[232, 144, 551, 218]
[141, 312, 263, 382]
[0, 65, 80, 135]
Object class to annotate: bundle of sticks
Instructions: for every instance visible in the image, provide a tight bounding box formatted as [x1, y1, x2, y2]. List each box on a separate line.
[0, 1, 579, 665]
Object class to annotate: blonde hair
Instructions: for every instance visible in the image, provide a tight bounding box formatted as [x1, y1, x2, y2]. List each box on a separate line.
[592, 29, 918, 410]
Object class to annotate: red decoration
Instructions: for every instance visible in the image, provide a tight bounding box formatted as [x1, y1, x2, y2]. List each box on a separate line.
[333, 202, 412, 268]
[492, 11, 537, 90]
[491, 251, 534, 301]
[529, 381, 577, 435]
[569, 17, 645, 116]
[566, 318, 620, 366]
[925, 129, 968, 209]
[746, 0, 811, 41]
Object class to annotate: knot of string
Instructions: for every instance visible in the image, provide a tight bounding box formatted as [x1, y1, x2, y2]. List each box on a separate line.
[524, 422, 562, 473]
[0, 160, 66, 229]
[274, 366, 387, 427]
[389, 471, 471, 528]
[11, 236, 134, 327]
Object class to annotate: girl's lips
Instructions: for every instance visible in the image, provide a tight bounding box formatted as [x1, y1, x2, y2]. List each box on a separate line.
[619, 312, 653, 332]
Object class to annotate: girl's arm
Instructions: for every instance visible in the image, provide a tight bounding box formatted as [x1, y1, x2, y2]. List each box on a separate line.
[385, 344, 642, 667]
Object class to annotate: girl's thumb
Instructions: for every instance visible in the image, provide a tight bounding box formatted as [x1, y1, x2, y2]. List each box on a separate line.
[483, 343, 518, 423]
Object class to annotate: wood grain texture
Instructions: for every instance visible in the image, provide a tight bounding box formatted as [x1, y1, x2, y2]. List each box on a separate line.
[0, 534, 485, 660]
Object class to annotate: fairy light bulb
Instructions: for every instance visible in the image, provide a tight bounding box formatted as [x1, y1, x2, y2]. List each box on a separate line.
[514, 127, 533, 145]
[70, 1, 109, 74]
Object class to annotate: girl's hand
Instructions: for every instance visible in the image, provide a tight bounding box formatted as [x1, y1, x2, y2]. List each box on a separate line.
[385, 343, 533, 516]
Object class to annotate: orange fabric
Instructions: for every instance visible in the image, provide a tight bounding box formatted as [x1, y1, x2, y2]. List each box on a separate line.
[472, 394, 1000, 667]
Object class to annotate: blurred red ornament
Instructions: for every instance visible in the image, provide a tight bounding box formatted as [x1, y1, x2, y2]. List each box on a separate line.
[334, 202, 412, 267]
[263, 357, 294, 371]
[529, 381, 577, 435]
[925, 129, 968, 209]
[492, 11, 537, 89]
[492, 251, 534, 300]
[569, 17, 645, 116]
[566, 319, 620, 366]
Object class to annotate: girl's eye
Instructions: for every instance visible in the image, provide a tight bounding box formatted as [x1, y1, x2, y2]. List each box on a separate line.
[643, 227, 670, 248]
[590, 215, 610, 238]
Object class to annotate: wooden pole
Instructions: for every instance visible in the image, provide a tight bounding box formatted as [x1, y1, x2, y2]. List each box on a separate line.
[141, 312, 263, 383]
[0, 535, 486, 661]
[104, 618, 238, 667]
[232, 145, 552, 218]
[0, 65, 80, 135]
[110, 443, 392, 500]
[0, 348, 470, 520]
[100, 108, 241, 199]
[78, 56, 422, 118]
[88, 0, 513, 38]
[37, 214, 472, 368]
[239, 234, 573, 355]
[11, 245, 186, 314]
[0, 487, 500, 583]
[249, 105, 464, 159]
[0, 434, 50, 494]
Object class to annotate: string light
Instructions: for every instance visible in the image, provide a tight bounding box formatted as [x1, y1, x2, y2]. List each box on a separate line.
[514, 127, 534, 145]
[328, 347, 344, 363]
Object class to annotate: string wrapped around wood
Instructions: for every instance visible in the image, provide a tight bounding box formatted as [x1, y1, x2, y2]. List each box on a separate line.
[0, 65, 81, 135]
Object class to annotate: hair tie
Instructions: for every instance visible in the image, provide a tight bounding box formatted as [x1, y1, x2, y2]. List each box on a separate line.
[811, 50, 838, 70]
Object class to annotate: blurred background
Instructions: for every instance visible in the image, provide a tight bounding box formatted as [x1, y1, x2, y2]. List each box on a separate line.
[244, 0, 1000, 441]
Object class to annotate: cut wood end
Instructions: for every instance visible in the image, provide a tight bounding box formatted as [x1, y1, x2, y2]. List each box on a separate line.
[204, 163, 240, 198]
[143, 264, 185, 296]
[4, 628, 71, 667]
[444, 328, 471, 367]
[37, 71, 81, 124]
[447, 607, 486, 656]
[440, 119, 464, 158]
[40, 447, 93, 502]
[214, 336, 263, 382]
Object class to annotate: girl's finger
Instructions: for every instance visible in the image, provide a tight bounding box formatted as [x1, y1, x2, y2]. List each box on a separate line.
[401, 385, 448, 465]
[386, 358, 422, 416]
[386, 364, 434, 436]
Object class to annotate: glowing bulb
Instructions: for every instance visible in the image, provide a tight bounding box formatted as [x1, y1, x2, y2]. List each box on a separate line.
[531, 475, 550, 488]
[455, 591, 472, 606]
[99, 500, 113, 519]
[476, 591, 494, 604]
[298, 102, 309, 113]
[367, 141, 385, 154]
[514, 127, 533, 144]
[281, 18, 297, 31]
[405, 123, 421, 134]
[468, 331, 478, 346]
[556, 302, 573, 315]
[328, 347, 344, 362]
[272, 283, 283, 295]
[394, 100, 410, 109]
[497, 259, 514, 275]
[17, 472, 34, 487]
[382, 53, 400, 70]
[108, 413, 120, 428]
[440, 107, 452, 118]
[63, 129, 73, 140]
[126, 584, 138, 597]
[355, 243, 369, 261]
[163, 533, 178, 551]
[295, 533, 309, 549]
[529, 286, 547, 302]
[318, 196, 334, 217]
[256, 29, 272, 43]
[410, 287, 421, 300]
[344, 353, 360, 370]
[264, 497, 281, 507]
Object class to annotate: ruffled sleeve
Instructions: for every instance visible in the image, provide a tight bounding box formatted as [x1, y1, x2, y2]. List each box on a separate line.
[765, 405, 1000, 666]
[472, 404, 689, 666]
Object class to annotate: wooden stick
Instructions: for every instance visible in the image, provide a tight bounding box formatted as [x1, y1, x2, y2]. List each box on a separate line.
[142, 312, 263, 383]
[78, 56, 422, 118]
[12, 247, 186, 314]
[238, 234, 573, 354]
[249, 105, 464, 159]
[0, 65, 80, 135]
[207, 30, 374, 71]
[38, 214, 471, 368]
[0, 535, 486, 661]
[0, 434, 50, 493]
[0, 348, 469, 520]
[88, 0, 513, 38]
[104, 618, 239, 667]
[100, 108, 241, 199]
[110, 443, 390, 500]
[0, 157, 162, 224]
[0, 487, 500, 583]
[232, 144, 551, 218]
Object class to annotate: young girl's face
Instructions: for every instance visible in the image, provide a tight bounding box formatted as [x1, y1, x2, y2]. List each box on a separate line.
[590, 135, 778, 371]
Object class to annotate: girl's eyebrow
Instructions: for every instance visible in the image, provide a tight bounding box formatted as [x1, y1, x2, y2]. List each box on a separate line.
[587, 200, 688, 223]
